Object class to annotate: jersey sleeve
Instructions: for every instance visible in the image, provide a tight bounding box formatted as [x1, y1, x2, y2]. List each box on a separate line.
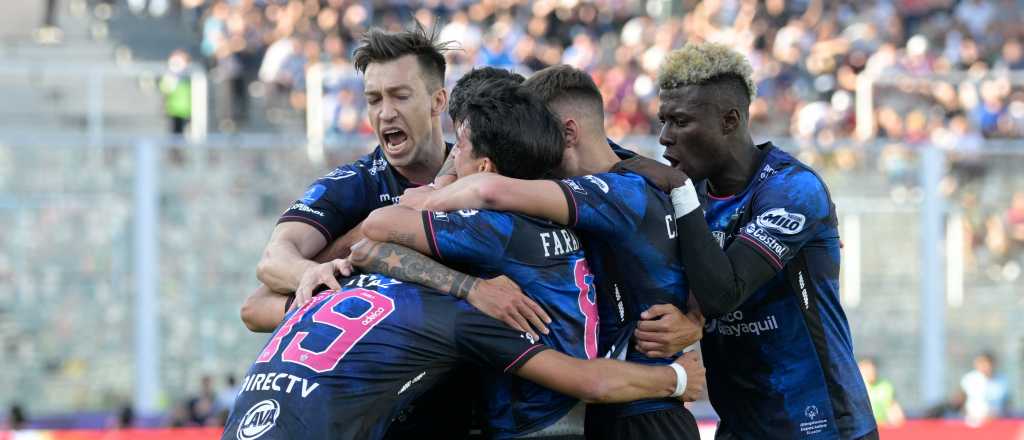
[277, 165, 372, 243]
[554, 172, 647, 236]
[454, 306, 550, 373]
[421, 209, 513, 271]
[732, 168, 833, 271]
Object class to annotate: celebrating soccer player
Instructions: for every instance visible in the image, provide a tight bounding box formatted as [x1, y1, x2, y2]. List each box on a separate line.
[418, 65, 704, 440]
[622, 42, 877, 440]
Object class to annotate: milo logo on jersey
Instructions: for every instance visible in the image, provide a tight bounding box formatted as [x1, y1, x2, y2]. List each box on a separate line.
[756, 208, 806, 235]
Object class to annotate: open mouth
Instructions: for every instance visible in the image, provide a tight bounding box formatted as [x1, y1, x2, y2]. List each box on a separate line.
[382, 128, 409, 153]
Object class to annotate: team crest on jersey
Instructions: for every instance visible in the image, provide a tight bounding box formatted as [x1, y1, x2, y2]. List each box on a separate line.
[237, 399, 279, 440]
[756, 208, 806, 235]
[323, 168, 357, 180]
[583, 175, 609, 193]
[562, 179, 587, 195]
[301, 184, 326, 205]
[457, 209, 478, 217]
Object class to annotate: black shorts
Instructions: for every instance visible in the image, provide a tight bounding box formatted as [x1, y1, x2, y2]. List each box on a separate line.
[584, 407, 700, 440]
[715, 426, 880, 440]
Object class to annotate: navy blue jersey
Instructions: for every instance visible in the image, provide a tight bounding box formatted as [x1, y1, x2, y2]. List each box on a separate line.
[223, 274, 547, 440]
[554, 170, 689, 418]
[699, 143, 874, 439]
[278, 145, 448, 242]
[422, 209, 598, 438]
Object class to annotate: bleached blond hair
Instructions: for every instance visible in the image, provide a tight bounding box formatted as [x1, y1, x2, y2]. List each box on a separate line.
[658, 43, 757, 102]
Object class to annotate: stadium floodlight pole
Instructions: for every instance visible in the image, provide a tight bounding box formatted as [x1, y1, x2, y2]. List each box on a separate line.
[133, 139, 161, 415]
[305, 62, 325, 165]
[189, 68, 208, 142]
[919, 145, 946, 407]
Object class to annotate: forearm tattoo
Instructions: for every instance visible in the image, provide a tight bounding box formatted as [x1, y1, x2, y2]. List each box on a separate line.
[353, 241, 479, 299]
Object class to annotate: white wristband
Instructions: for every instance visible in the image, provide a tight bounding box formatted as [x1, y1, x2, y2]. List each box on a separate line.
[668, 362, 688, 397]
[670, 180, 700, 219]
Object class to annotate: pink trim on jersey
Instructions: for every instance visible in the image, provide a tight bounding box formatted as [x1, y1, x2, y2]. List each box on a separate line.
[737, 234, 784, 269]
[279, 215, 333, 241]
[706, 192, 736, 201]
[426, 214, 443, 260]
[504, 344, 545, 373]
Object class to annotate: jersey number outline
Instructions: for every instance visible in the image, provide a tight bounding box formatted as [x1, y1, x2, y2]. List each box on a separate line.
[256, 288, 396, 373]
[574, 259, 599, 359]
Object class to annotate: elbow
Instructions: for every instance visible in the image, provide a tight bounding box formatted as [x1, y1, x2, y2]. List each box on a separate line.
[475, 178, 504, 210]
[579, 377, 614, 404]
[240, 296, 264, 332]
[255, 256, 273, 286]
[361, 210, 390, 243]
[347, 238, 377, 269]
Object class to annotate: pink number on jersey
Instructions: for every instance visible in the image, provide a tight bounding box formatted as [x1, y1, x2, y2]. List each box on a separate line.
[256, 289, 396, 373]
[281, 289, 396, 373]
[575, 259, 599, 359]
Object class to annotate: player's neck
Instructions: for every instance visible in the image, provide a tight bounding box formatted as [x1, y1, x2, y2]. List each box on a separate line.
[708, 138, 760, 197]
[394, 122, 447, 185]
[576, 137, 620, 175]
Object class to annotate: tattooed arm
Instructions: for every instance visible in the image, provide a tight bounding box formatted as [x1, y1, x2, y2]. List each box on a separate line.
[355, 205, 551, 336]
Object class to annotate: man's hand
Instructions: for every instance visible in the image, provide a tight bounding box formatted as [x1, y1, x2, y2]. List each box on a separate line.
[467, 275, 552, 340]
[612, 156, 689, 193]
[399, 185, 438, 210]
[423, 172, 498, 212]
[635, 303, 705, 358]
[674, 350, 706, 402]
[432, 174, 457, 189]
[292, 259, 350, 310]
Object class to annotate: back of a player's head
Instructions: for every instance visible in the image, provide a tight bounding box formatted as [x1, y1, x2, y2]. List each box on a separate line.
[462, 83, 564, 180]
[449, 67, 525, 124]
[658, 42, 756, 116]
[522, 65, 604, 129]
[353, 21, 451, 91]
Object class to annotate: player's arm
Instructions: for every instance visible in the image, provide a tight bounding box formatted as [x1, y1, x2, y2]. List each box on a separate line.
[516, 350, 705, 404]
[423, 172, 570, 225]
[256, 222, 326, 293]
[616, 158, 819, 318]
[240, 285, 293, 332]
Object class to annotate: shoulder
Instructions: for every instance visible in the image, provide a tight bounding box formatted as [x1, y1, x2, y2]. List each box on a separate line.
[756, 151, 831, 217]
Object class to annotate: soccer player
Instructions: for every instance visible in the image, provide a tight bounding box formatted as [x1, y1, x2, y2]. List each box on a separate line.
[240, 27, 542, 336]
[416, 65, 703, 440]
[223, 273, 704, 440]
[625, 42, 876, 439]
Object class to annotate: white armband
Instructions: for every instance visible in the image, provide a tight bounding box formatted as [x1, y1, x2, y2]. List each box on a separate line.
[670, 180, 700, 219]
[668, 362, 688, 397]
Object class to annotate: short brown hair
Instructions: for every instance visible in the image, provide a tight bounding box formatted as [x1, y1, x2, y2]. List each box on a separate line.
[353, 21, 453, 90]
[522, 65, 604, 121]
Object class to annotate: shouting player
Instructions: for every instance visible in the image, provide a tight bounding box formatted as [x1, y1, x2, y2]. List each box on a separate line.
[241, 26, 542, 336]
[625, 42, 876, 439]
[415, 65, 704, 440]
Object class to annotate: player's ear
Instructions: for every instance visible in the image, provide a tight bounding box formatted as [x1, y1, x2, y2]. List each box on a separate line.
[721, 108, 741, 135]
[430, 87, 448, 117]
[563, 118, 579, 149]
[479, 158, 497, 174]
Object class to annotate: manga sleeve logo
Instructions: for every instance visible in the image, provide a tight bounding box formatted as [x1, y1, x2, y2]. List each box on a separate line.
[756, 208, 806, 234]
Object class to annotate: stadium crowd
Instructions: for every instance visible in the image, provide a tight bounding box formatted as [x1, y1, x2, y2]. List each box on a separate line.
[182, 0, 1023, 142]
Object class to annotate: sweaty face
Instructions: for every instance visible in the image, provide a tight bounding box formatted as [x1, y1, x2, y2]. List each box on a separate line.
[364, 55, 438, 168]
[657, 86, 729, 182]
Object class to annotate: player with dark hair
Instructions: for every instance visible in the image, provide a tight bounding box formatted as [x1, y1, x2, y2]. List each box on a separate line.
[409, 64, 704, 440]
[240, 24, 542, 337]
[223, 272, 704, 440]
[447, 66, 526, 128]
[621, 42, 876, 440]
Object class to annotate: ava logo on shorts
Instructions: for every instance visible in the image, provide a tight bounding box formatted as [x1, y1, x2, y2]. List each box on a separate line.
[756, 208, 806, 235]
[237, 399, 280, 440]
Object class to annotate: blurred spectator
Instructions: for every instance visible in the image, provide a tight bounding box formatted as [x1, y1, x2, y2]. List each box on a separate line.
[5, 404, 26, 430]
[114, 405, 134, 429]
[215, 374, 240, 414]
[160, 49, 193, 135]
[186, 375, 217, 426]
[924, 389, 967, 419]
[37, 0, 62, 44]
[1007, 191, 1024, 251]
[961, 351, 1010, 425]
[858, 357, 905, 426]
